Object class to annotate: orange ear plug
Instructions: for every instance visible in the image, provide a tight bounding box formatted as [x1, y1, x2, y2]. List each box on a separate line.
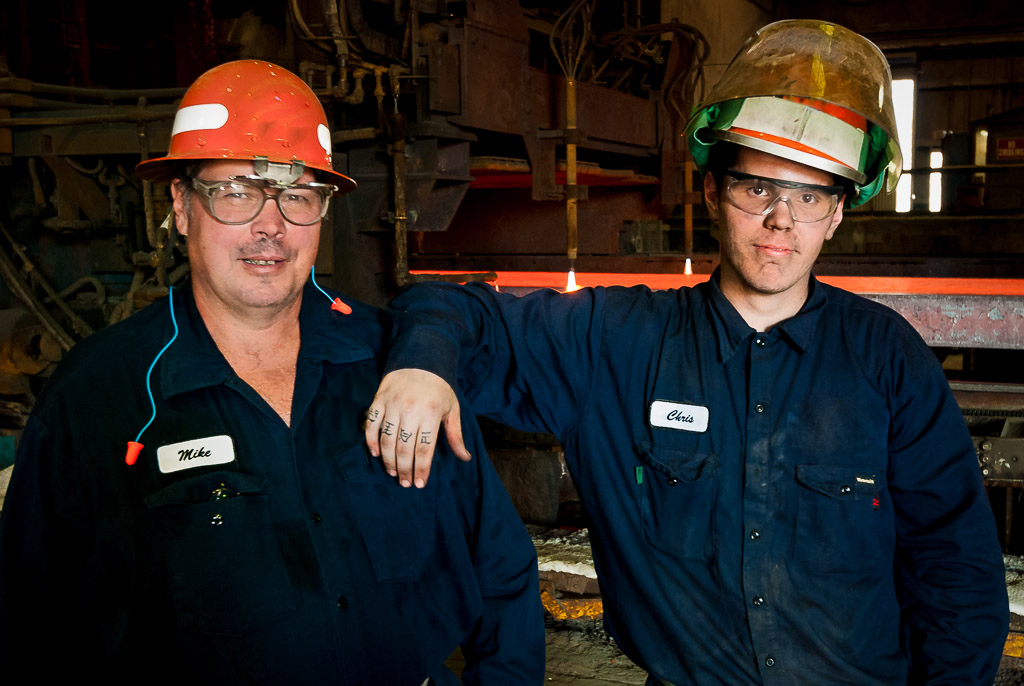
[125, 441, 144, 466]
[331, 298, 352, 315]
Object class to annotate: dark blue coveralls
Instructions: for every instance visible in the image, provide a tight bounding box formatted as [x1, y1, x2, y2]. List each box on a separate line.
[0, 282, 543, 685]
[387, 272, 1008, 686]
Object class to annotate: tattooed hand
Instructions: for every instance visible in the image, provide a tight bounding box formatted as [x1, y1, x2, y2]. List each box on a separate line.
[364, 369, 471, 488]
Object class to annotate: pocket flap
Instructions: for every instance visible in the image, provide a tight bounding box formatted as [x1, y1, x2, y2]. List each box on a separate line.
[795, 464, 882, 500]
[638, 442, 717, 482]
[145, 470, 263, 507]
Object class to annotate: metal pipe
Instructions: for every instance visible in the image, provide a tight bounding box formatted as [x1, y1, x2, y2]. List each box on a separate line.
[0, 76, 186, 101]
[322, 0, 352, 98]
[289, 0, 333, 54]
[333, 126, 377, 143]
[0, 94, 108, 110]
[684, 158, 694, 257]
[138, 123, 158, 253]
[0, 108, 175, 128]
[0, 236, 75, 351]
[53, 276, 107, 307]
[109, 269, 145, 325]
[392, 129, 410, 286]
[566, 78, 578, 267]
[0, 225, 95, 338]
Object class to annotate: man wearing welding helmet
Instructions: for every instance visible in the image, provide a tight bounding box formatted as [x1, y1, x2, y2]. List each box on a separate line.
[0, 61, 543, 684]
[366, 20, 1009, 685]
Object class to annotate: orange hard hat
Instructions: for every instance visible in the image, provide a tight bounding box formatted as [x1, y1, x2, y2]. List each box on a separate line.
[136, 60, 356, 193]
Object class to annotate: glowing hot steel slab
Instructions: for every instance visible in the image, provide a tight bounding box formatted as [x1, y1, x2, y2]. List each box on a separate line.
[408, 271, 1024, 350]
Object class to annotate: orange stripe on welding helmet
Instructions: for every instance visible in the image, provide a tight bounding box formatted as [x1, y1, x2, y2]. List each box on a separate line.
[136, 60, 356, 193]
[684, 19, 902, 209]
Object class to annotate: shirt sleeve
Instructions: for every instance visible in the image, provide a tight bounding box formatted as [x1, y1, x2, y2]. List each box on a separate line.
[887, 355, 1009, 684]
[387, 281, 606, 440]
[448, 406, 545, 685]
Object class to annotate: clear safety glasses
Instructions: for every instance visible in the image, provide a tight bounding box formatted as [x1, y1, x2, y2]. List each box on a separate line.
[723, 169, 843, 223]
[190, 176, 338, 226]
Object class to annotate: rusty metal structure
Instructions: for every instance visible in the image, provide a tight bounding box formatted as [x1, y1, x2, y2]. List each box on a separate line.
[1, 0, 1024, 558]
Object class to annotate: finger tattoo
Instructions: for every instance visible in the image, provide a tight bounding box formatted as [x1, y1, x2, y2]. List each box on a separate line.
[367, 407, 381, 422]
[399, 429, 412, 443]
[382, 421, 394, 436]
[419, 431, 432, 445]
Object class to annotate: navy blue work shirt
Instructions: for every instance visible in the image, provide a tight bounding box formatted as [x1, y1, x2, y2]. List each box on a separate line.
[0, 282, 543, 685]
[387, 271, 1008, 685]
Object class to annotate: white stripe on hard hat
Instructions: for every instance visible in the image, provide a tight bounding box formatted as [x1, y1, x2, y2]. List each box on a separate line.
[171, 103, 230, 137]
[317, 123, 332, 157]
[726, 96, 868, 179]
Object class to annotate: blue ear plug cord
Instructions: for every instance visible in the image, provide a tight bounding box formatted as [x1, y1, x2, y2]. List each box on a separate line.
[125, 286, 179, 465]
[310, 265, 352, 314]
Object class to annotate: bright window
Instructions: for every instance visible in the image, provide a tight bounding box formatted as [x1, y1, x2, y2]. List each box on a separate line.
[892, 79, 915, 212]
[974, 129, 988, 186]
[929, 150, 942, 213]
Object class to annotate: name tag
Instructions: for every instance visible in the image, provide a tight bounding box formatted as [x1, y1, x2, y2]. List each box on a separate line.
[649, 400, 709, 433]
[157, 435, 236, 474]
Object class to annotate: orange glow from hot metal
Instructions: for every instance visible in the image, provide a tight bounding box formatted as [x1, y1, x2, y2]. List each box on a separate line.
[565, 270, 581, 293]
[407, 271, 1024, 296]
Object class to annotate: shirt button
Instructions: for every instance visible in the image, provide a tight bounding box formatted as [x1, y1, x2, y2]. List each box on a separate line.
[755, 337, 767, 347]
[311, 512, 322, 523]
[750, 529, 761, 540]
[667, 477, 679, 486]
[337, 596, 348, 610]
[752, 596, 764, 607]
[840, 485, 852, 495]
[765, 657, 775, 668]
[754, 403, 765, 414]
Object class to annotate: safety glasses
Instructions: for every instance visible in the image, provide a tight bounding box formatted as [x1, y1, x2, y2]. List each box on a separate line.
[190, 176, 338, 226]
[723, 169, 843, 223]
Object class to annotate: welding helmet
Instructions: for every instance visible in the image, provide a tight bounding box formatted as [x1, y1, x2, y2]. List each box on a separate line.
[136, 60, 356, 193]
[684, 19, 901, 208]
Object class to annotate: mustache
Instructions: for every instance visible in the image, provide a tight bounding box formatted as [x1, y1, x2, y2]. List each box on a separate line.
[237, 238, 290, 258]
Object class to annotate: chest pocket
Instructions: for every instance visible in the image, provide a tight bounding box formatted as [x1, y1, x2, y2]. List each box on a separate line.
[638, 442, 718, 562]
[146, 470, 296, 635]
[794, 464, 890, 575]
[336, 444, 438, 582]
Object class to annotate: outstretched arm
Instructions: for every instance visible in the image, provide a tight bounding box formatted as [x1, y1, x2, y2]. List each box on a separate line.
[367, 281, 606, 487]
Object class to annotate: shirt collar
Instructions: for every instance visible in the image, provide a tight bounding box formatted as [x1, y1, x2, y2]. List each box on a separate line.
[703, 269, 827, 362]
[160, 281, 378, 398]
[774, 275, 827, 352]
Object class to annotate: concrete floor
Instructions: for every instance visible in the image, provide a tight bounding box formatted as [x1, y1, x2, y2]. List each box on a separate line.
[445, 618, 645, 685]
[449, 615, 1024, 684]
[540, 620, 1024, 686]
[542, 619, 645, 685]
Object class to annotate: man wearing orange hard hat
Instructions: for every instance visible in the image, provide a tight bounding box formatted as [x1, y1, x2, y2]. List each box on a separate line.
[0, 61, 543, 684]
[366, 20, 1008, 684]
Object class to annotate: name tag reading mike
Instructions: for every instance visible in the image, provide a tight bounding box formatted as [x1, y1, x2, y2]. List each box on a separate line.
[157, 435, 236, 473]
[649, 400, 709, 433]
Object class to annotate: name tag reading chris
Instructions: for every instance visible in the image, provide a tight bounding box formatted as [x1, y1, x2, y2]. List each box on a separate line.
[157, 435, 236, 474]
[649, 400, 709, 433]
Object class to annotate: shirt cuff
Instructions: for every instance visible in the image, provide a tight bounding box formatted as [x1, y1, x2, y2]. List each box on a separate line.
[384, 327, 460, 387]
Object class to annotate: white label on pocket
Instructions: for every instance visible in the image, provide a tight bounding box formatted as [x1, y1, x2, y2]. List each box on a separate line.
[649, 400, 709, 433]
[157, 435, 236, 474]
